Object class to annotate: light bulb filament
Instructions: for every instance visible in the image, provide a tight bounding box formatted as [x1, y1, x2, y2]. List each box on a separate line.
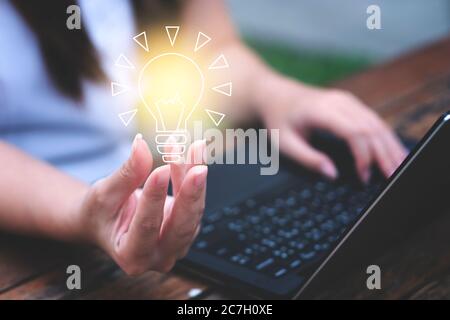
[155, 93, 186, 132]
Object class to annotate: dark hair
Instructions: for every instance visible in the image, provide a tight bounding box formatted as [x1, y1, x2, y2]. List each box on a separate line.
[11, 0, 179, 101]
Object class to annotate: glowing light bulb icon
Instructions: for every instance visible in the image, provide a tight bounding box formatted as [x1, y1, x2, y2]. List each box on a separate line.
[138, 53, 205, 162]
[112, 27, 232, 163]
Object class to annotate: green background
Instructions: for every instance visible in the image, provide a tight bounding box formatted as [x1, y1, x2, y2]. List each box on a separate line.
[247, 39, 372, 86]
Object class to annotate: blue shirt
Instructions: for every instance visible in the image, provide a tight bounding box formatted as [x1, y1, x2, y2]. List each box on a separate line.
[0, 0, 138, 183]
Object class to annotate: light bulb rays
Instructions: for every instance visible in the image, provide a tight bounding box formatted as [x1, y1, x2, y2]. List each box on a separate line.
[111, 82, 129, 96]
[195, 32, 211, 52]
[212, 82, 232, 97]
[206, 109, 226, 127]
[115, 54, 135, 69]
[118, 109, 138, 127]
[208, 54, 229, 70]
[165, 26, 180, 47]
[133, 31, 149, 52]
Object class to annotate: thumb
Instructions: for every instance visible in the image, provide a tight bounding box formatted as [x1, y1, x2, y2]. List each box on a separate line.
[97, 133, 153, 207]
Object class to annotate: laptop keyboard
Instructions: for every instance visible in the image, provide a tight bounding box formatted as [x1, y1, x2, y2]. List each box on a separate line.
[192, 176, 385, 279]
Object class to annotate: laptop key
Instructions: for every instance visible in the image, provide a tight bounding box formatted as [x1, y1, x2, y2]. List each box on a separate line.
[314, 243, 330, 251]
[274, 268, 288, 278]
[289, 259, 302, 269]
[286, 196, 297, 207]
[195, 240, 208, 249]
[314, 181, 327, 192]
[205, 211, 222, 223]
[300, 251, 316, 261]
[299, 189, 312, 199]
[261, 238, 276, 248]
[201, 224, 215, 234]
[255, 258, 274, 270]
[216, 247, 228, 256]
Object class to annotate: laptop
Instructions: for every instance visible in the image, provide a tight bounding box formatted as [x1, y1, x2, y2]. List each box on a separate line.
[178, 111, 450, 299]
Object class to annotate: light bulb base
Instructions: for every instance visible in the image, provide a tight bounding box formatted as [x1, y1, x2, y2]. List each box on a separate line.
[161, 154, 183, 163]
[155, 133, 187, 145]
[155, 132, 187, 163]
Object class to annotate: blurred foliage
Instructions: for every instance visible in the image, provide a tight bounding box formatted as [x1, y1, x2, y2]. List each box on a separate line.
[246, 38, 372, 86]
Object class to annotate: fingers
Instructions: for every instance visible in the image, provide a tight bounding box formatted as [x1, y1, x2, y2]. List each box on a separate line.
[178, 224, 201, 259]
[370, 116, 408, 172]
[347, 135, 372, 183]
[159, 165, 208, 258]
[368, 135, 396, 177]
[186, 139, 207, 166]
[124, 165, 171, 252]
[168, 159, 185, 197]
[114, 166, 171, 275]
[97, 134, 153, 207]
[281, 129, 337, 179]
[348, 107, 408, 178]
[169, 140, 206, 196]
[164, 139, 185, 196]
[308, 103, 406, 181]
[333, 104, 379, 181]
[308, 110, 375, 181]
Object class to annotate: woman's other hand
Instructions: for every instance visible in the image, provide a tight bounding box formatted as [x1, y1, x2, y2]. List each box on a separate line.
[255, 74, 408, 182]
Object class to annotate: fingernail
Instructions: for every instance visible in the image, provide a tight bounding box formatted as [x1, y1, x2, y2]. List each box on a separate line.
[320, 162, 338, 180]
[194, 165, 208, 187]
[132, 133, 143, 154]
[200, 139, 207, 164]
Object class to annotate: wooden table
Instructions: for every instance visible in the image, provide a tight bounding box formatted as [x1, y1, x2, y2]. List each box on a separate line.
[1, 37, 450, 300]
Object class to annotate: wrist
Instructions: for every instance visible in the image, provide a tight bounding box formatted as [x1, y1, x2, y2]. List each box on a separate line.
[251, 71, 286, 114]
[66, 185, 96, 245]
[252, 72, 315, 115]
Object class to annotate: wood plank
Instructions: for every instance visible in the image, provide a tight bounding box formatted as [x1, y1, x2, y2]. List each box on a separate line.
[0, 245, 208, 300]
[335, 36, 450, 109]
[80, 273, 208, 300]
[0, 249, 109, 300]
[0, 234, 79, 294]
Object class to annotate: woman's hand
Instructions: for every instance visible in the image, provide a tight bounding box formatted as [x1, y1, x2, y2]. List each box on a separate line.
[255, 74, 408, 182]
[76, 135, 207, 275]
